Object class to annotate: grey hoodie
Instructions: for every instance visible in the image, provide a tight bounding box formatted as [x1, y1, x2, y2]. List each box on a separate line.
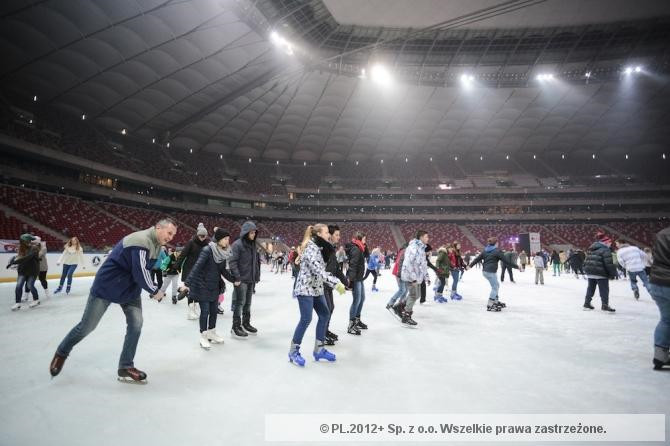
[229, 221, 261, 283]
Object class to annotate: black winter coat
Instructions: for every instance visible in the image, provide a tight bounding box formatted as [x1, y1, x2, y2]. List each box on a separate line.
[583, 242, 617, 279]
[185, 246, 235, 302]
[12, 247, 40, 277]
[345, 242, 368, 282]
[469, 247, 518, 273]
[650, 226, 670, 287]
[568, 251, 584, 268]
[180, 236, 209, 282]
[229, 237, 261, 283]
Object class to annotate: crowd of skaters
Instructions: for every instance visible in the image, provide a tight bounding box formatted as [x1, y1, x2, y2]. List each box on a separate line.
[4, 216, 669, 383]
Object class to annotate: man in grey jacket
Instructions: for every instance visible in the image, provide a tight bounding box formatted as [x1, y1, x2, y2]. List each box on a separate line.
[229, 221, 262, 338]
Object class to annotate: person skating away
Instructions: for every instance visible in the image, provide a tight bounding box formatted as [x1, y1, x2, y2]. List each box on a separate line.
[178, 223, 209, 320]
[362, 248, 381, 292]
[568, 249, 587, 279]
[448, 242, 466, 300]
[550, 250, 561, 277]
[559, 250, 568, 274]
[49, 218, 177, 383]
[433, 246, 450, 303]
[615, 240, 651, 300]
[533, 252, 545, 285]
[159, 247, 182, 304]
[54, 237, 85, 295]
[518, 250, 527, 272]
[386, 243, 408, 313]
[419, 244, 436, 304]
[289, 224, 347, 366]
[582, 231, 618, 312]
[466, 237, 519, 312]
[648, 226, 670, 369]
[181, 228, 235, 350]
[229, 221, 262, 339]
[345, 231, 369, 335]
[500, 250, 518, 283]
[392, 230, 430, 326]
[322, 225, 348, 345]
[8, 234, 41, 310]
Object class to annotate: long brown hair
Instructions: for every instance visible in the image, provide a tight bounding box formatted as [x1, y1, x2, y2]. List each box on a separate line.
[65, 237, 81, 251]
[18, 240, 31, 257]
[300, 224, 328, 251]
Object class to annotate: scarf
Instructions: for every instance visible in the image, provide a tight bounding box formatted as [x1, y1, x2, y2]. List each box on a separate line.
[313, 236, 334, 263]
[208, 241, 232, 264]
[351, 238, 366, 253]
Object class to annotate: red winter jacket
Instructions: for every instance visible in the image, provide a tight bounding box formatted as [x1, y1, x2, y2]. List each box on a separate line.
[392, 248, 405, 277]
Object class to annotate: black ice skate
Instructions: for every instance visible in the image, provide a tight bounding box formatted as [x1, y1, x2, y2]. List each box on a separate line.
[601, 304, 616, 313]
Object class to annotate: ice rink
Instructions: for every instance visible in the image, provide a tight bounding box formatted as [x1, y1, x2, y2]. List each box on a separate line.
[0, 264, 668, 446]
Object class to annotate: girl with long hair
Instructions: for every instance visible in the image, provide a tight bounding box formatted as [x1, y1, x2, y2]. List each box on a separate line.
[55, 237, 85, 294]
[9, 234, 41, 310]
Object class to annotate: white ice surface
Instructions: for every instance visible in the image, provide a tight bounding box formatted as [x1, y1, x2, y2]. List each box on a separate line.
[0, 265, 668, 446]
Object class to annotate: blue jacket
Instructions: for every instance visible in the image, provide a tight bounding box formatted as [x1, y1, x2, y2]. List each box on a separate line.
[367, 254, 380, 271]
[91, 227, 161, 304]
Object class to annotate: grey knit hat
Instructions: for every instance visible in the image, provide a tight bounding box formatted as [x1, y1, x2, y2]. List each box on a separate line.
[196, 223, 208, 237]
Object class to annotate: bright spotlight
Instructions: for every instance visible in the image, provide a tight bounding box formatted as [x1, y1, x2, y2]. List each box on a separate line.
[624, 67, 633, 75]
[370, 64, 392, 86]
[634, 66, 642, 72]
[537, 73, 554, 81]
[270, 31, 281, 45]
[359, 68, 366, 79]
[585, 72, 591, 78]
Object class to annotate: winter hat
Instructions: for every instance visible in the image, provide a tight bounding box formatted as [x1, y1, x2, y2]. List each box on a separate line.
[196, 223, 208, 237]
[596, 230, 612, 245]
[20, 233, 35, 243]
[214, 227, 230, 242]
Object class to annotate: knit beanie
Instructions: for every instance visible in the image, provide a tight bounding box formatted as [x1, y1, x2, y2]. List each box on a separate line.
[214, 227, 230, 242]
[196, 223, 207, 237]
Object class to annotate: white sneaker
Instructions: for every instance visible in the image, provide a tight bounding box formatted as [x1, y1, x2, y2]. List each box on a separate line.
[28, 299, 41, 309]
[11, 303, 21, 311]
[206, 329, 224, 344]
[21, 292, 29, 302]
[187, 303, 198, 320]
[199, 332, 211, 350]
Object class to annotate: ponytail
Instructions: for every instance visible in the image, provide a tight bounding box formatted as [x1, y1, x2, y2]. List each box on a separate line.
[300, 223, 328, 251]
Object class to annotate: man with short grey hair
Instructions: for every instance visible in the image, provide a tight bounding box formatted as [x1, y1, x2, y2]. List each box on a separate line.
[49, 218, 177, 383]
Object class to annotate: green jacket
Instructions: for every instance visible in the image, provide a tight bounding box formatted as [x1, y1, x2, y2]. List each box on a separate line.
[435, 248, 450, 279]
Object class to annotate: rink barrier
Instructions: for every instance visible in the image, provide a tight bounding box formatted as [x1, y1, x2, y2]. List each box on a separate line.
[0, 252, 107, 282]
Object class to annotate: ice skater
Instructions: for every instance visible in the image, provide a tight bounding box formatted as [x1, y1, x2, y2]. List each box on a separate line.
[182, 228, 235, 350]
[583, 232, 617, 312]
[467, 237, 519, 312]
[49, 218, 177, 383]
[615, 240, 651, 300]
[288, 224, 346, 366]
[229, 221, 262, 338]
[392, 230, 430, 326]
[648, 226, 670, 370]
[8, 234, 41, 310]
[54, 237, 85, 295]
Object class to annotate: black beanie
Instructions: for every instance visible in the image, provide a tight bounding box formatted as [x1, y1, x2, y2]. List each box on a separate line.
[214, 228, 230, 242]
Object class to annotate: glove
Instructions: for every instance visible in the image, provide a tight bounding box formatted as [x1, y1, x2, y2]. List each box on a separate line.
[335, 282, 346, 295]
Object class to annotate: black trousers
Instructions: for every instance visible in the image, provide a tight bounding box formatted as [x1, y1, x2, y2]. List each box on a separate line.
[420, 281, 426, 303]
[362, 269, 378, 285]
[500, 266, 514, 282]
[324, 286, 334, 332]
[198, 300, 218, 332]
[151, 270, 163, 289]
[585, 278, 609, 305]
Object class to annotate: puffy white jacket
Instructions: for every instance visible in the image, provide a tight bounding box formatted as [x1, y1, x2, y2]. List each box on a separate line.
[616, 245, 646, 273]
[58, 246, 85, 265]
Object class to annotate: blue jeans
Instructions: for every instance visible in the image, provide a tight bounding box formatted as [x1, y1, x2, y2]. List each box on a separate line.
[435, 276, 446, 294]
[349, 280, 365, 319]
[628, 270, 650, 292]
[16, 275, 38, 303]
[387, 277, 408, 306]
[292, 295, 330, 345]
[450, 268, 461, 292]
[482, 271, 499, 301]
[232, 282, 253, 322]
[57, 293, 143, 369]
[58, 264, 78, 287]
[650, 284, 670, 349]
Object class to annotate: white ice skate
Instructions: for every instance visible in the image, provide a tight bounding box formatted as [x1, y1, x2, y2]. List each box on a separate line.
[11, 303, 21, 311]
[187, 303, 198, 320]
[199, 332, 211, 350]
[206, 329, 224, 344]
[28, 299, 41, 309]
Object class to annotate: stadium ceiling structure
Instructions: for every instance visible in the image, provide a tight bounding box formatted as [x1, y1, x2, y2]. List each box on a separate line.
[1, 0, 669, 164]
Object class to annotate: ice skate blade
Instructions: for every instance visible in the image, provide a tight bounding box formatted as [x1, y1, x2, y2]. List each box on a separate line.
[401, 323, 418, 329]
[387, 308, 401, 321]
[117, 377, 147, 385]
[231, 333, 249, 340]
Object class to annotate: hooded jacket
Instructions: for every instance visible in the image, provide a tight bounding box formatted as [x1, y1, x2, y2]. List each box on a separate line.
[185, 245, 235, 302]
[401, 238, 429, 283]
[229, 221, 261, 283]
[468, 245, 518, 273]
[90, 227, 161, 303]
[434, 247, 450, 279]
[650, 226, 670, 287]
[583, 241, 617, 279]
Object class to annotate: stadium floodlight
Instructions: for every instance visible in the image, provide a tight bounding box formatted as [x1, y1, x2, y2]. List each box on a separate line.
[121, 128, 127, 135]
[33, 95, 37, 102]
[505, 155, 509, 160]
[189, 148, 193, 154]
[405, 157, 408, 163]
[634, 66, 642, 73]
[625, 154, 629, 160]
[249, 158, 252, 163]
[536, 73, 554, 81]
[330, 161, 333, 166]
[303, 161, 307, 166]
[370, 64, 392, 86]
[152, 138, 156, 143]
[663, 154, 667, 160]
[533, 154, 537, 159]
[81, 114, 86, 120]
[219, 154, 223, 159]
[624, 67, 633, 75]
[454, 156, 458, 161]
[166, 142, 170, 148]
[460, 74, 475, 84]
[276, 160, 279, 165]
[592, 154, 596, 159]
[585, 72, 591, 78]
[561, 154, 565, 159]
[270, 31, 293, 55]
[355, 161, 359, 166]
[429, 157, 433, 162]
